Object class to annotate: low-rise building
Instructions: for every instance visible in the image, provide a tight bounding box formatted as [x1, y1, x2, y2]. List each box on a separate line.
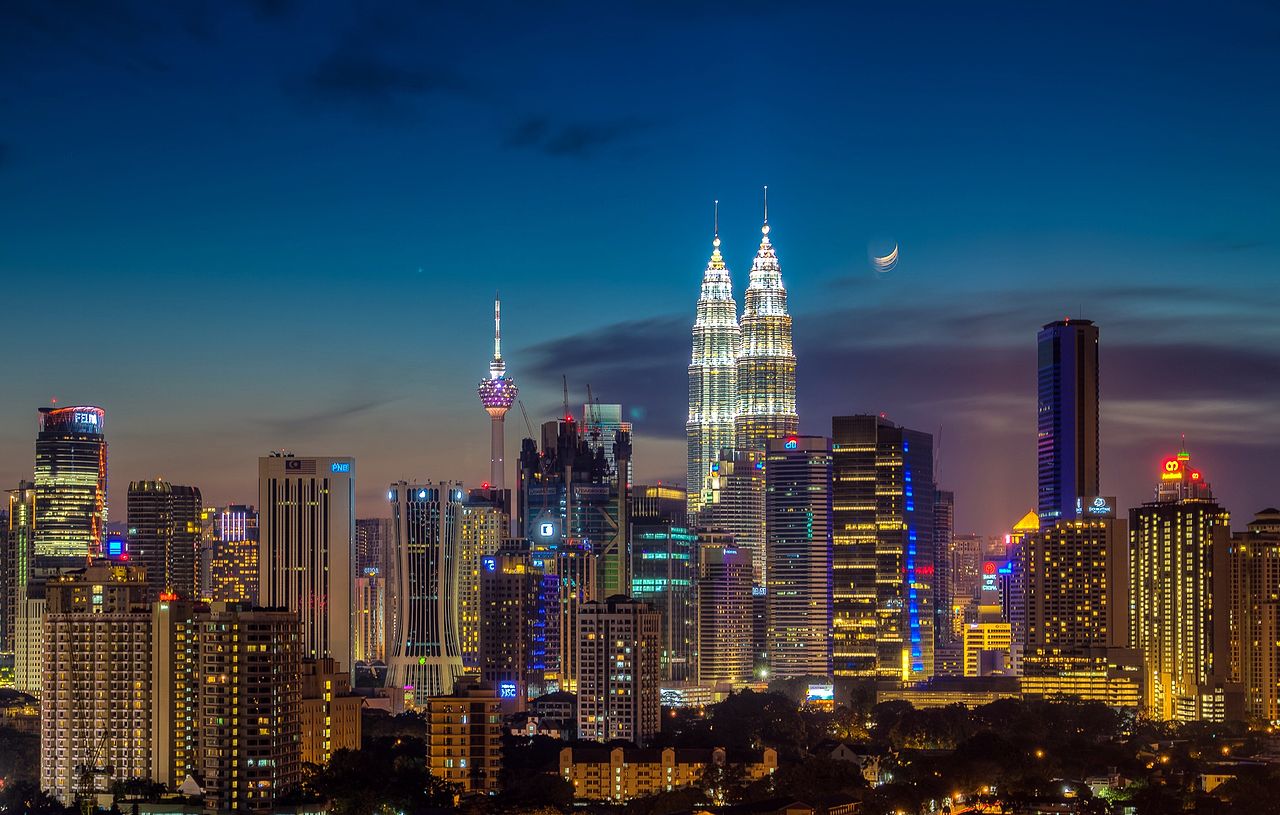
[301, 657, 363, 766]
[425, 683, 502, 794]
[560, 745, 777, 802]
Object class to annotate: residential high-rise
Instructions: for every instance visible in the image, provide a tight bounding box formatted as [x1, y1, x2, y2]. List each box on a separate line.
[208, 504, 259, 603]
[355, 517, 392, 575]
[477, 297, 518, 493]
[1228, 508, 1280, 723]
[127, 479, 203, 600]
[479, 549, 547, 705]
[4, 483, 36, 657]
[387, 482, 466, 706]
[1130, 448, 1238, 721]
[300, 657, 362, 767]
[687, 207, 740, 517]
[576, 595, 661, 746]
[424, 684, 503, 793]
[258, 453, 354, 670]
[1025, 517, 1128, 655]
[152, 598, 200, 789]
[630, 485, 696, 682]
[459, 489, 509, 671]
[353, 567, 386, 664]
[830, 415, 936, 680]
[34, 405, 108, 557]
[40, 564, 152, 804]
[696, 542, 753, 691]
[197, 602, 302, 814]
[735, 190, 798, 453]
[765, 435, 833, 679]
[1036, 319, 1100, 527]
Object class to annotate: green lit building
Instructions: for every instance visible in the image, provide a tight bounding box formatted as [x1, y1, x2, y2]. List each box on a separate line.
[629, 485, 695, 681]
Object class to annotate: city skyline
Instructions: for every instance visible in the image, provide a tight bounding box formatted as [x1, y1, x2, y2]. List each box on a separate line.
[1, 2, 1278, 535]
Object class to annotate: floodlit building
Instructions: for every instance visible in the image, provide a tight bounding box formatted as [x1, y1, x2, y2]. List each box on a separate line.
[765, 435, 833, 679]
[687, 209, 740, 517]
[128, 479, 202, 600]
[735, 190, 798, 453]
[34, 405, 108, 557]
[1130, 447, 1239, 722]
[576, 595, 661, 746]
[424, 683, 503, 794]
[258, 453, 355, 669]
[353, 567, 386, 664]
[696, 542, 754, 691]
[40, 564, 151, 804]
[1228, 508, 1280, 723]
[830, 415, 935, 680]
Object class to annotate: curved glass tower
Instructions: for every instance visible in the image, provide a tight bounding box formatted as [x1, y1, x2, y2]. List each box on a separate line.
[735, 191, 797, 451]
[686, 205, 740, 516]
[34, 405, 107, 557]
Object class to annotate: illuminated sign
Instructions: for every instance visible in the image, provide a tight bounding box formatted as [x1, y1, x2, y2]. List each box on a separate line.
[539, 522, 555, 538]
[482, 556, 497, 573]
[158, 591, 179, 602]
[1075, 495, 1116, 517]
[784, 438, 799, 450]
[498, 682, 518, 699]
[330, 462, 350, 473]
[74, 411, 100, 426]
[806, 683, 834, 701]
[1190, 470, 1202, 481]
[1161, 457, 1183, 480]
[106, 536, 125, 558]
[983, 562, 998, 576]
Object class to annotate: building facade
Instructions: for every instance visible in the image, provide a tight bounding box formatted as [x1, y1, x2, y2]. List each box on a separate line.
[560, 745, 777, 802]
[1130, 450, 1236, 722]
[128, 479, 203, 600]
[300, 656, 362, 766]
[207, 504, 259, 604]
[687, 215, 740, 517]
[258, 454, 354, 670]
[425, 684, 503, 793]
[353, 567, 386, 665]
[765, 435, 833, 679]
[478, 549, 547, 705]
[630, 486, 696, 682]
[1228, 508, 1280, 723]
[1036, 319, 1100, 527]
[830, 415, 936, 680]
[735, 196, 798, 453]
[696, 542, 754, 691]
[577, 596, 661, 746]
[34, 405, 108, 558]
[459, 489, 508, 671]
[387, 482, 466, 706]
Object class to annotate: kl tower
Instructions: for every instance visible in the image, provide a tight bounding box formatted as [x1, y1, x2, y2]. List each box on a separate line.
[477, 297, 518, 493]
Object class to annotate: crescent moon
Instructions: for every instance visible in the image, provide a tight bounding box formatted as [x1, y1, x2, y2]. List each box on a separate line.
[872, 243, 899, 273]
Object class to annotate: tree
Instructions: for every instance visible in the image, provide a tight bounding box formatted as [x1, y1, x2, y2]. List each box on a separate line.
[0, 780, 75, 814]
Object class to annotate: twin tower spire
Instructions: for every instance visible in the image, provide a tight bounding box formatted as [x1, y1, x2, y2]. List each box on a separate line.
[686, 188, 798, 515]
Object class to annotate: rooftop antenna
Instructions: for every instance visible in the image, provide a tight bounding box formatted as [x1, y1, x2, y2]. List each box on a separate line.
[714, 199, 719, 240]
[562, 374, 571, 423]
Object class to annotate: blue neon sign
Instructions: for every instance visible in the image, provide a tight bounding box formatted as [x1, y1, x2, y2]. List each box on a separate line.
[331, 462, 351, 473]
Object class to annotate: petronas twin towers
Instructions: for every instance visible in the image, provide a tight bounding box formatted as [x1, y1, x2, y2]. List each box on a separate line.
[687, 190, 798, 516]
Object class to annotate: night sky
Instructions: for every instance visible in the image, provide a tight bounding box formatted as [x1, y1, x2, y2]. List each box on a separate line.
[1, 1, 1277, 534]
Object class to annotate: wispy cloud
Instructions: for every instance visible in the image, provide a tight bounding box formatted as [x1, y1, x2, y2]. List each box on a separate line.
[504, 115, 657, 158]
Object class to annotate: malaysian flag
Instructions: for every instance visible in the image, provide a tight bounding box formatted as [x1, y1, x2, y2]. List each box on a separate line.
[284, 459, 316, 474]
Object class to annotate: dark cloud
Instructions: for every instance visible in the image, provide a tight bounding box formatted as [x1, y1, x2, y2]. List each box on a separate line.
[504, 115, 656, 158]
[261, 396, 400, 436]
[521, 283, 1280, 531]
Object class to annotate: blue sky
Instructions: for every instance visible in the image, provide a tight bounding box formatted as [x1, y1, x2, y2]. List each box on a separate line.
[1, 1, 1277, 532]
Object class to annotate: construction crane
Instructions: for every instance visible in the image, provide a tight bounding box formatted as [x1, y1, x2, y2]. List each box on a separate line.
[517, 399, 535, 439]
[74, 730, 113, 815]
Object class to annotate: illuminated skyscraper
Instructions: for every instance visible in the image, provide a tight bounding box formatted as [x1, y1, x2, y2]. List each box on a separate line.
[1037, 319, 1099, 527]
[479, 549, 548, 706]
[477, 298, 518, 493]
[584, 402, 633, 487]
[4, 484, 36, 657]
[629, 485, 696, 682]
[127, 479, 202, 600]
[355, 517, 392, 575]
[1130, 448, 1238, 721]
[258, 454, 355, 670]
[459, 489, 508, 670]
[735, 189, 797, 453]
[700, 448, 766, 585]
[687, 205, 740, 517]
[1228, 509, 1280, 723]
[387, 482, 466, 706]
[353, 567, 386, 664]
[34, 405, 108, 558]
[765, 435, 833, 679]
[207, 504, 259, 603]
[830, 415, 936, 680]
[696, 541, 753, 691]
